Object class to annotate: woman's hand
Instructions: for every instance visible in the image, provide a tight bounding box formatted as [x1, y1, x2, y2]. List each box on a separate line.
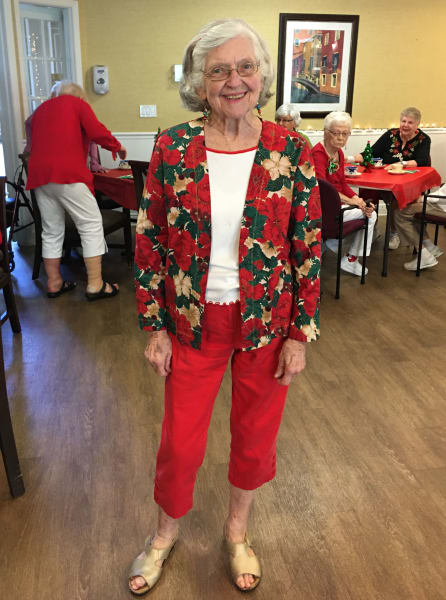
[118, 146, 127, 159]
[364, 202, 375, 218]
[144, 330, 172, 377]
[352, 196, 367, 211]
[274, 339, 306, 386]
[90, 162, 108, 173]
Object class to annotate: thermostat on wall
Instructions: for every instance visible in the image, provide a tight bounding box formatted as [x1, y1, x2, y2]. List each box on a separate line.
[93, 65, 109, 94]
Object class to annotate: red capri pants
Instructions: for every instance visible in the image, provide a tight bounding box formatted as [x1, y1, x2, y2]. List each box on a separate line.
[154, 302, 290, 518]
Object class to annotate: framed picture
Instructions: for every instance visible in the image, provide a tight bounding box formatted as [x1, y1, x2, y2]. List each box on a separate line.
[276, 13, 359, 118]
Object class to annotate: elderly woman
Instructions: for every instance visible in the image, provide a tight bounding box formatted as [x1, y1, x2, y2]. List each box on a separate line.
[353, 107, 432, 254]
[275, 102, 312, 148]
[312, 111, 376, 277]
[26, 81, 126, 299]
[131, 18, 320, 595]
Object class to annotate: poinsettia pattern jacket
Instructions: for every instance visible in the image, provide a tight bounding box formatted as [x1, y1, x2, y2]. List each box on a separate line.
[134, 119, 321, 351]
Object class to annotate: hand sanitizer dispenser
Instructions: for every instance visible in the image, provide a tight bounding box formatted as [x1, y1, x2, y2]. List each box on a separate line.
[92, 65, 109, 94]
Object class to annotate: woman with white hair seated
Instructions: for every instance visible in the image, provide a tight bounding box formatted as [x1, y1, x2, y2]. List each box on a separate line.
[275, 102, 312, 148]
[352, 106, 434, 260]
[312, 111, 377, 276]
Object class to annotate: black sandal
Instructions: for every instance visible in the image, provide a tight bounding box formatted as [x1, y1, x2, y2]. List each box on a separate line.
[85, 281, 119, 302]
[47, 281, 76, 298]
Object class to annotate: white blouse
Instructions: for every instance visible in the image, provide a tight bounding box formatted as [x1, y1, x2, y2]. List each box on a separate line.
[205, 146, 256, 303]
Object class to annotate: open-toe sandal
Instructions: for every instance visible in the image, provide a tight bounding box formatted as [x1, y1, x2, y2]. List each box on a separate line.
[128, 536, 177, 596]
[224, 530, 261, 592]
[47, 280, 76, 298]
[85, 281, 119, 302]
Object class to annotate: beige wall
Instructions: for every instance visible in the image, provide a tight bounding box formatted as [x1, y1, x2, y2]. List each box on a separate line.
[77, 0, 446, 132]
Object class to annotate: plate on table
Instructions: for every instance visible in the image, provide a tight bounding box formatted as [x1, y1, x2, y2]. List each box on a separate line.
[388, 170, 408, 175]
[373, 164, 385, 169]
[345, 170, 361, 177]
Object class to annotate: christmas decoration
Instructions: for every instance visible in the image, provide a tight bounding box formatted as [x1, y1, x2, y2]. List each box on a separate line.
[362, 140, 374, 171]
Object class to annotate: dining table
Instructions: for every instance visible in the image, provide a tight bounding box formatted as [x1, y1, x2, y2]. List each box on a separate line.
[93, 169, 138, 211]
[345, 165, 441, 276]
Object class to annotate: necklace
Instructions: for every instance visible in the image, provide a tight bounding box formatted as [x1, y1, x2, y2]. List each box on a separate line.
[323, 143, 339, 174]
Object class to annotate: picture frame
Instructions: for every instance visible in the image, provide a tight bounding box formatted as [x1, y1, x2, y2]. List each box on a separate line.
[276, 13, 359, 118]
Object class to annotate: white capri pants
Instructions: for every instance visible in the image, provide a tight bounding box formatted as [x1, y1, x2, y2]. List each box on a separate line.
[35, 182, 107, 259]
[327, 207, 377, 257]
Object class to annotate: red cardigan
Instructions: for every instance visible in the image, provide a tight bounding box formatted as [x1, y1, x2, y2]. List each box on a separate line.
[311, 142, 355, 199]
[26, 95, 122, 195]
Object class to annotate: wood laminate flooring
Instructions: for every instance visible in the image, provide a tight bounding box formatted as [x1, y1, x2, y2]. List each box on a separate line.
[1, 224, 446, 599]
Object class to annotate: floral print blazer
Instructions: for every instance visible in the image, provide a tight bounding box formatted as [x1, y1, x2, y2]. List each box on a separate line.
[134, 118, 321, 351]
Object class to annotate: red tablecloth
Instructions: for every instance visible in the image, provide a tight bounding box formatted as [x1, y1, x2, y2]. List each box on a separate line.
[93, 169, 137, 211]
[345, 166, 441, 209]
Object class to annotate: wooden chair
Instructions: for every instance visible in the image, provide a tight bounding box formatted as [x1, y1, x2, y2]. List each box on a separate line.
[414, 187, 446, 276]
[128, 160, 149, 211]
[63, 205, 133, 266]
[318, 178, 369, 299]
[0, 176, 25, 498]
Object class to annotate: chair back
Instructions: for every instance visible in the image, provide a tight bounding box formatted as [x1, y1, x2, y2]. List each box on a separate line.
[318, 178, 342, 239]
[0, 177, 8, 273]
[128, 160, 149, 210]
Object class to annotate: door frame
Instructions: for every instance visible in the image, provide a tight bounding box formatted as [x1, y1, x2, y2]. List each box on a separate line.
[0, 0, 24, 176]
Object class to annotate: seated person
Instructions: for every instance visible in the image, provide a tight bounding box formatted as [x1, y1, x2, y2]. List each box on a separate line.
[312, 111, 376, 277]
[88, 141, 107, 173]
[352, 106, 431, 251]
[392, 184, 444, 271]
[275, 103, 312, 148]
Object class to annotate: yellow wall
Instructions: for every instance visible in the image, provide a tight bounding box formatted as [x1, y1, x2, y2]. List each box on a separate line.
[78, 0, 446, 132]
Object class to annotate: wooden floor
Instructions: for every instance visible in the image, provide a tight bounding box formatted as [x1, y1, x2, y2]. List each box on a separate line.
[1, 223, 446, 600]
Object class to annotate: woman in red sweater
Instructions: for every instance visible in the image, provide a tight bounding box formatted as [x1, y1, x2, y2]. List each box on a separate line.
[311, 111, 376, 277]
[26, 81, 126, 300]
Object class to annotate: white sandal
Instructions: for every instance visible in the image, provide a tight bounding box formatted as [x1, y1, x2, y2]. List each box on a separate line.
[128, 535, 177, 596]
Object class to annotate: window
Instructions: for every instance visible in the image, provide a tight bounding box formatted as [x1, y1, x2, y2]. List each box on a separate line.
[332, 53, 339, 70]
[331, 73, 337, 88]
[322, 56, 327, 68]
[324, 33, 329, 45]
[335, 30, 341, 41]
[321, 74, 326, 86]
[20, 3, 73, 112]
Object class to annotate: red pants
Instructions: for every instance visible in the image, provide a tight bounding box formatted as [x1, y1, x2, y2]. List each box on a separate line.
[154, 302, 289, 518]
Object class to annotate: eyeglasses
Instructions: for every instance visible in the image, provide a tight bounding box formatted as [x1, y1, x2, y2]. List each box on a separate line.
[277, 118, 294, 123]
[203, 60, 260, 81]
[327, 130, 350, 138]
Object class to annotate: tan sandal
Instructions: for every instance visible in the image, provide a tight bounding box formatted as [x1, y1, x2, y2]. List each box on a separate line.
[224, 531, 261, 592]
[128, 535, 177, 596]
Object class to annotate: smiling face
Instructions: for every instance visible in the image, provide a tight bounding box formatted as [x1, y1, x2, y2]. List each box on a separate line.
[198, 35, 262, 123]
[399, 114, 419, 140]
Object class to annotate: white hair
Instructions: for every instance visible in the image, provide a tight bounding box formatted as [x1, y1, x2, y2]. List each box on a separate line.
[50, 80, 86, 100]
[401, 106, 421, 123]
[324, 111, 352, 131]
[275, 103, 302, 127]
[179, 19, 275, 112]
